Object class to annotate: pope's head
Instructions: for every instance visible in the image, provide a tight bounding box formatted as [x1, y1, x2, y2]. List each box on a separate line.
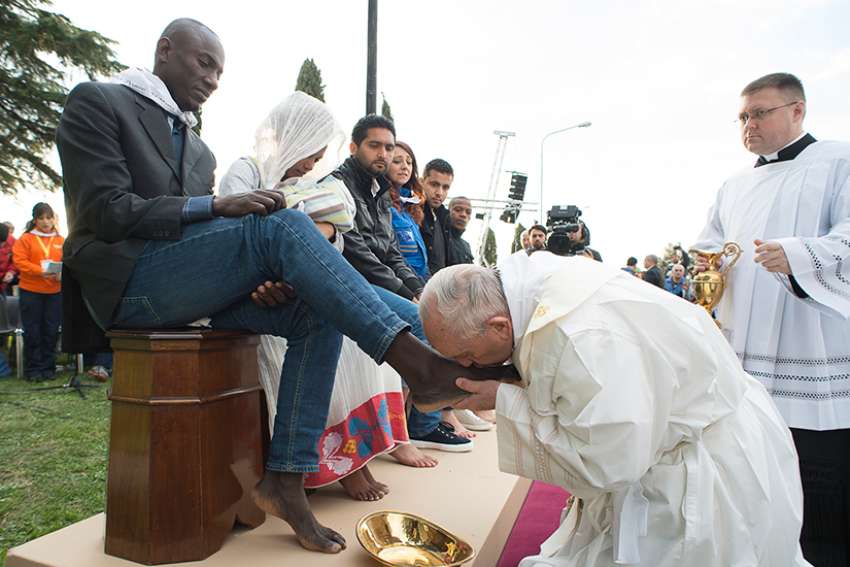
[738, 73, 805, 156]
[419, 265, 514, 368]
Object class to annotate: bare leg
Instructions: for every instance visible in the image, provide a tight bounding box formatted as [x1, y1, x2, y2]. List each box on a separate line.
[253, 471, 346, 553]
[442, 410, 476, 439]
[339, 467, 386, 501]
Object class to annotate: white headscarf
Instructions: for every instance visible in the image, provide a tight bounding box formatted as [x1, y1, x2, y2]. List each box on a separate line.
[109, 67, 198, 127]
[253, 92, 344, 189]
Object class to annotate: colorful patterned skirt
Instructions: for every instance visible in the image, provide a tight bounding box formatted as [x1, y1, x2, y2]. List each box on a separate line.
[256, 335, 409, 488]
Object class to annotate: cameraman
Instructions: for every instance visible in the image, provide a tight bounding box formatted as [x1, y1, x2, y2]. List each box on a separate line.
[567, 221, 602, 261]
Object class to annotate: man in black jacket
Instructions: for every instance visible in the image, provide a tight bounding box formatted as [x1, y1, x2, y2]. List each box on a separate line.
[447, 196, 474, 265]
[420, 159, 454, 275]
[332, 117, 472, 453]
[643, 254, 664, 287]
[333, 116, 423, 300]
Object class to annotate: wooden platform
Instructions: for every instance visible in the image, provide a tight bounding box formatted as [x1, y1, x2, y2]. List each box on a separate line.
[7, 429, 532, 567]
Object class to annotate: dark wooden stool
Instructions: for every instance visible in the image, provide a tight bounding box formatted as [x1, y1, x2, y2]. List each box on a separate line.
[104, 329, 266, 565]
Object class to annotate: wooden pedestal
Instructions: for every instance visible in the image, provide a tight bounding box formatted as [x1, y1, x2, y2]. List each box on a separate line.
[104, 329, 266, 565]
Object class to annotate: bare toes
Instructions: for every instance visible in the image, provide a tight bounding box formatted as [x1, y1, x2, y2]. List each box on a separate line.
[320, 526, 347, 548]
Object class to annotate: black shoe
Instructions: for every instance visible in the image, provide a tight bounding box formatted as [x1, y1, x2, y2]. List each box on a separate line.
[410, 422, 473, 453]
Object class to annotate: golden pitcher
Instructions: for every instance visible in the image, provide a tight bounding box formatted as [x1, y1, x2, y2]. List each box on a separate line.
[688, 242, 742, 328]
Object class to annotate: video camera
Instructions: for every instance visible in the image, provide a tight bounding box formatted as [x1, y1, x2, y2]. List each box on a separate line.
[546, 205, 586, 256]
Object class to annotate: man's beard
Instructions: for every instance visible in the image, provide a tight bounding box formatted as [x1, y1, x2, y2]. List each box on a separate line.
[356, 153, 386, 177]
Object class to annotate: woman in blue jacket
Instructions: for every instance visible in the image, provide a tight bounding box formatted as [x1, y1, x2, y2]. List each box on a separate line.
[387, 141, 429, 282]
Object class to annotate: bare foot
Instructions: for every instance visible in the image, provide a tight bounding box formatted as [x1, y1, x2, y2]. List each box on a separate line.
[253, 472, 346, 553]
[361, 465, 390, 494]
[383, 332, 520, 412]
[475, 409, 497, 424]
[339, 468, 386, 501]
[390, 443, 439, 467]
[442, 410, 476, 439]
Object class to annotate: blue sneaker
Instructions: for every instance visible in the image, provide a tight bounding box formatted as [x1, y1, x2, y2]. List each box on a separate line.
[410, 422, 473, 453]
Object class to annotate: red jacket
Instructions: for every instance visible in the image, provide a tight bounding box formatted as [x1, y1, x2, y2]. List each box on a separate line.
[0, 236, 17, 293]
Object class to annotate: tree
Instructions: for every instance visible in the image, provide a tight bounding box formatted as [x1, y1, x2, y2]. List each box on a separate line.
[510, 222, 527, 253]
[381, 92, 393, 122]
[294, 58, 325, 102]
[480, 227, 498, 267]
[1, 0, 124, 195]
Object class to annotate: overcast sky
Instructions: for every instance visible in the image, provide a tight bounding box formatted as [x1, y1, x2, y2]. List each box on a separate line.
[5, 0, 850, 265]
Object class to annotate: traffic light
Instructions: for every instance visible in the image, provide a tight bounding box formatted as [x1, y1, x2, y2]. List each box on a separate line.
[500, 203, 519, 224]
[508, 173, 528, 202]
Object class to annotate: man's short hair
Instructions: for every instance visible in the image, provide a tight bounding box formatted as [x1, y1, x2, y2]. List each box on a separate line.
[627, 256, 638, 266]
[449, 196, 471, 208]
[529, 224, 547, 235]
[352, 114, 396, 145]
[161, 18, 218, 40]
[741, 72, 806, 102]
[423, 158, 454, 178]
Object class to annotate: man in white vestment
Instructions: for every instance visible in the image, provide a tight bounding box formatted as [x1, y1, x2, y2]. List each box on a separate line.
[692, 72, 850, 565]
[419, 254, 809, 567]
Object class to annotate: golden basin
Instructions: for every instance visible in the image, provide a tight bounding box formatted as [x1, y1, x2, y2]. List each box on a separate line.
[356, 510, 476, 566]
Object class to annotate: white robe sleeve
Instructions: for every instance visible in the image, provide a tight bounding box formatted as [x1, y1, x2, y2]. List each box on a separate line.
[777, 170, 850, 319]
[496, 325, 668, 496]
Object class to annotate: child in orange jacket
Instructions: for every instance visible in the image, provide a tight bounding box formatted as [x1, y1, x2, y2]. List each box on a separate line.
[12, 203, 64, 380]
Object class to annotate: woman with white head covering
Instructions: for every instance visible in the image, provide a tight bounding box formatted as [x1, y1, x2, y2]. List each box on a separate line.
[219, 92, 412, 501]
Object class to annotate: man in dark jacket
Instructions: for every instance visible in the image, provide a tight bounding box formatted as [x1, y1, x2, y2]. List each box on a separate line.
[420, 159, 454, 275]
[447, 196, 474, 265]
[332, 116, 472, 453]
[643, 254, 665, 287]
[333, 115, 423, 300]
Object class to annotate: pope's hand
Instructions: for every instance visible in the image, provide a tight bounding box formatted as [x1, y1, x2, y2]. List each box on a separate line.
[754, 239, 791, 275]
[694, 254, 712, 273]
[452, 378, 500, 411]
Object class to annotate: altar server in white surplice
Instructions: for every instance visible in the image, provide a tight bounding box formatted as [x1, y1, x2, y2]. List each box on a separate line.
[418, 255, 809, 567]
[692, 72, 850, 565]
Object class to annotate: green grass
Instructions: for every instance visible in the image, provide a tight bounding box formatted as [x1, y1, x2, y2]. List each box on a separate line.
[0, 368, 110, 567]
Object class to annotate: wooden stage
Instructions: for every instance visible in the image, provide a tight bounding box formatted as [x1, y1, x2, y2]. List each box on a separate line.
[6, 429, 535, 567]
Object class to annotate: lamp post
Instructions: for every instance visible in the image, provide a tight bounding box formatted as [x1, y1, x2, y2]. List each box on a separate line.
[539, 121, 592, 221]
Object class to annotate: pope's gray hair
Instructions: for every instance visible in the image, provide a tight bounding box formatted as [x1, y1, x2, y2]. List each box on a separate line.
[419, 264, 509, 339]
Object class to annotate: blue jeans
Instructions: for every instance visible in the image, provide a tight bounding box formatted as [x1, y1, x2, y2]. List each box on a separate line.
[112, 210, 409, 472]
[20, 290, 61, 376]
[369, 285, 441, 438]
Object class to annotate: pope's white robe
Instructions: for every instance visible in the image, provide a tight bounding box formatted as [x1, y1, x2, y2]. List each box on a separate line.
[495, 253, 808, 567]
[693, 140, 850, 431]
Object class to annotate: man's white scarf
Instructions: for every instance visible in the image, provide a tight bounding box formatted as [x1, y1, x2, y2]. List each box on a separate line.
[109, 67, 198, 128]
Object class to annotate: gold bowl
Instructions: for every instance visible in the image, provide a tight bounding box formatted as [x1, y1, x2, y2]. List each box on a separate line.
[356, 510, 476, 566]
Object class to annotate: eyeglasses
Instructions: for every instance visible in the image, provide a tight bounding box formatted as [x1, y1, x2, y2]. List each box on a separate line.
[736, 101, 801, 125]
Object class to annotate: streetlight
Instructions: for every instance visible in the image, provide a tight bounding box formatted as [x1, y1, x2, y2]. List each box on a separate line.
[539, 121, 592, 221]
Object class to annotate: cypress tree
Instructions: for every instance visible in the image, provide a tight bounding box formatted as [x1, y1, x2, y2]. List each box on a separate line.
[294, 58, 325, 101]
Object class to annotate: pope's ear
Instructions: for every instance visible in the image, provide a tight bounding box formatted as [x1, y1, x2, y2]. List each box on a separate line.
[486, 315, 513, 340]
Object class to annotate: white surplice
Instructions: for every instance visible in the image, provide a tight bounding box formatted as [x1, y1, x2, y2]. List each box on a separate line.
[495, 252, 809, 567]
[693, 140, 850, 431]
